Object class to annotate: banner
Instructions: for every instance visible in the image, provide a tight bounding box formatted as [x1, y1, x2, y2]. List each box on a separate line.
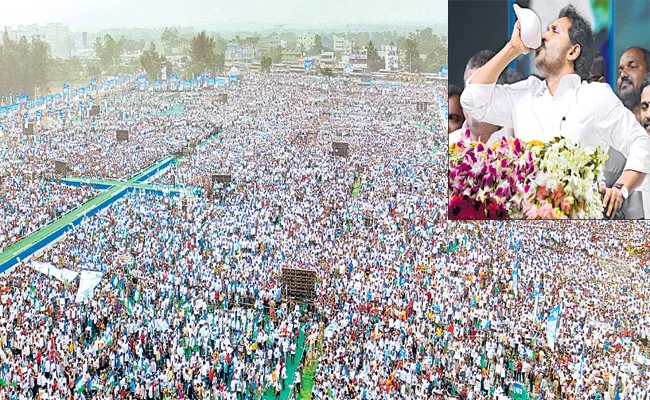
[76, 270, 104, 303]
[31, 261, 79, 284]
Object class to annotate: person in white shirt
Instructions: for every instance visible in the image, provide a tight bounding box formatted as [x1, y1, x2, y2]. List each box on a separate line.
[450, 50, 526, 146]
[586, 52, 648, 219]
[461, 5, 650, 218]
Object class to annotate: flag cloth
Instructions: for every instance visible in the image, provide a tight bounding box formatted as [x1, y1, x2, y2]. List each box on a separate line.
[576, 342, 585, 394]
[512, 262, 518, 298]
[533, 281, 541, 319]
[75, 376, 86, 393]
[546, 303, 561, 351]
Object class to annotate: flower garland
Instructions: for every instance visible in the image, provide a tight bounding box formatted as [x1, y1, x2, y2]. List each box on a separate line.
[449, 130, 607, 220]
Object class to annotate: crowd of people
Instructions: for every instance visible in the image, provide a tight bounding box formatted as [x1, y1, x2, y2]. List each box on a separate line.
[0, 73, 448, 399]
[0, 88, 229, 255]
[0, 68, 648, 400]
[0, 146, 98, 254]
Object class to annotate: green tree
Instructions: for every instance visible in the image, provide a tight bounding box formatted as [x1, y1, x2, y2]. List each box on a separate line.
[365, 40, 380, 72]
[50, 57, 84, 83]
[312, 35, 323, 56]
[120, 36, 146, 53]
[269, 46, 283, 64]
[140, 41, 165, 80]
[244, 36, 260, 46]
[260, 56, 273, 72]
[0, 29, 18, 99]
[189, 31, 217, 76]
[2, 28, 13, 48]
[425, 45, 447, 73]
[94, 34, 124, 75]
[214, 52, 225, 73]
[321, 67, 333, 77]
[30, 38, 51, 96]
[404, 35, 420, 73]
[161, 27, 180, 53]
[16, 37, 32, 96]
[87, 60, 102, 78]
[214, 36, 227, 54]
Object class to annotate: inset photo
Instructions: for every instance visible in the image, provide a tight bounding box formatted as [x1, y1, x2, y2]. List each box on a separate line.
[448, 0, 650, 220]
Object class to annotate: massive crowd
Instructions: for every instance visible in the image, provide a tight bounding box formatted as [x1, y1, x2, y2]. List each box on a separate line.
[0, 146, 98, 254]
[0, 72, 648, 400]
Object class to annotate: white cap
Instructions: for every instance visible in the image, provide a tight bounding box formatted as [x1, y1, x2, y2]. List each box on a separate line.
[514, 3, 542, 49]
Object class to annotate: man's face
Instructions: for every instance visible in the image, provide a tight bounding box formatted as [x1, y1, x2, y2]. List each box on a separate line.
[448, 94, 464, 133]
[617, 48, 648, 110]
[534, 17, 574, 76]
[641, 85, 650, 135]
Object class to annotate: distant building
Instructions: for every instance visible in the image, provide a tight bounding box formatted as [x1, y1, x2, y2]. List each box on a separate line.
[333, 36, 355, 54]
[297, 33, 316, 52]
[72, 48, 96, 59]
[6, 23, 71, 58]
[381, 44, 398, 71]
[319, 52, 335, 65]
[259, 33, 280, 51]
[343, 51, 368, 71]
[322, 36, 333, 50]
[82, 32, 88, 48]
[282, 49, 302, 62]
[225, 43, 260, 63]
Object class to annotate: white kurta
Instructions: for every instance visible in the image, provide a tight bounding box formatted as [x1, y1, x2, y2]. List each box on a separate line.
[461, 73, 650, 174]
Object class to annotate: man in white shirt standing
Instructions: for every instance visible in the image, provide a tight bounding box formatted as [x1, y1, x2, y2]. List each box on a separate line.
[461, 5, 650, 218]
[589, 53, 647, 219]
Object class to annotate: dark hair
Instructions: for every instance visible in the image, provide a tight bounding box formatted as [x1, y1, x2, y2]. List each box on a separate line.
[590, 52, 605, 77]
[465, 50, 496, 78]
[449, 84, 462, 98]
[641, 73, 650, 96]
[558, 5, 595, 81]
[464, 50, 507, 84]
[623, 46, 650, 73]
[504, 68, 526, 84]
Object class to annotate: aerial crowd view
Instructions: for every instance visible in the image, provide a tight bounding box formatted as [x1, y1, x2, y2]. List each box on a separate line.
[0, 64, 648, 400]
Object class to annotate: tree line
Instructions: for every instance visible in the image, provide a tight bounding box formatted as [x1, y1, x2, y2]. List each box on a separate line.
[1, 26, 446, 102]
[0, 29, 51, 102]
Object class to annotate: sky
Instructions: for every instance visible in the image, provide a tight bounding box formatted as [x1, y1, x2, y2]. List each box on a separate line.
[0, 0, 447, 31]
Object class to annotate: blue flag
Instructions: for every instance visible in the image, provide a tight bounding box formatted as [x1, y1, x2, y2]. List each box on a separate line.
[533, 281, 541, 319]
[546, 303, 561, 350]
[576, 342, 585, 394]
[512, 262, 518, 298]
